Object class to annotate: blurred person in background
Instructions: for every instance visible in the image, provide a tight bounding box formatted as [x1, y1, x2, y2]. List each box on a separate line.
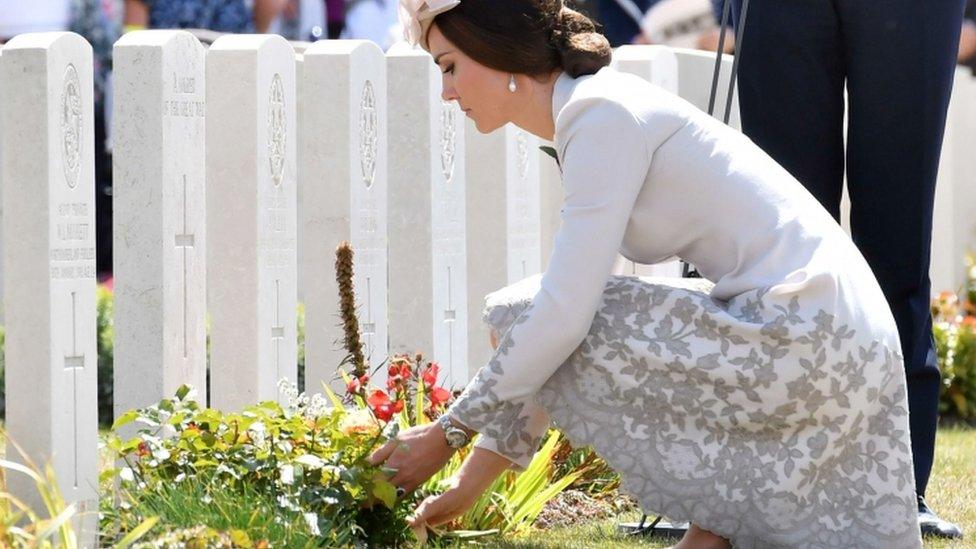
[0, 0, 72, 41]
[271, 0, 326, 40]
[327, 0, 345, 38]
[123, 0, 288, 34]
[70, 0, 122, 276]
[343, 0, 400, 49]
[960, 0, 976, 72]
[595, 0, 731, 51]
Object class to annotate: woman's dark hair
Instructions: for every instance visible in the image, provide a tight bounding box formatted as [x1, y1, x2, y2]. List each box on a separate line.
[432, 0, 612, 78]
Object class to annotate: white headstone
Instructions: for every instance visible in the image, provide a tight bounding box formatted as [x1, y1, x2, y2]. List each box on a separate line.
[295, 53, 305, 304]
[207, 35, 298, 410]
[301, 40, 388, 393]
[465, 121, 542, 379]
[671, 46, 740, 129]
[932, 67, 976, 294]
[611, 45, 682, 278]
[613, 45, 679, 94]
[1, 32, 98, 542]
[387, 44, 469, 387]
[112, 30, 207, 420]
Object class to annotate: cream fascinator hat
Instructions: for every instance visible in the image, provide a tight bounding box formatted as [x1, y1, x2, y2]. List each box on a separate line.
[398, 0, 462, 50]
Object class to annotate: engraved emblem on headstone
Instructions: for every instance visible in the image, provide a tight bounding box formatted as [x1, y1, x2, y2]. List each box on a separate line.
[359, 80, 378, 189]
[268, 73, 286, 187]
[61, 64, 82, 189]
[516, 130, 529, 180]
[440, 102, 456, 184]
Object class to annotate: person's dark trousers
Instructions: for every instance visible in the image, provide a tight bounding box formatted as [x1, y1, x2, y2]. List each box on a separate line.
[729, 0, 965, 498]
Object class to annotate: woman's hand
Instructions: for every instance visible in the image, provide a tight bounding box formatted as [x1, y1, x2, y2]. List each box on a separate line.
[407, 447, 513, 529]
[367, 422, 456, 493]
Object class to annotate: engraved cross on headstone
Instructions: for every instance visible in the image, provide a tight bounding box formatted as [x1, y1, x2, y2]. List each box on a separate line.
[444, 266, 456, 371]
[174, 175, 195, 361]
[62, 291, 84, 489]
[271, 279, 284, 381]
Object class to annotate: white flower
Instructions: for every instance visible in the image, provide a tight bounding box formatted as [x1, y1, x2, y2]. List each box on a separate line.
[248, 421, 267, 446]
[295, 454, 325, 470]
[279, 464, 295, 485]
[304, 512, 321, 536]
[119, 467, 135, 483]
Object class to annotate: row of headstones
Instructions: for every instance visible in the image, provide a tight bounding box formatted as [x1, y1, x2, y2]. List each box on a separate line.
[0, 29, 746, 544]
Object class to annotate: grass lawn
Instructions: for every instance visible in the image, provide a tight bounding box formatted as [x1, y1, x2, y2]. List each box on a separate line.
[494, 425, 976, 548]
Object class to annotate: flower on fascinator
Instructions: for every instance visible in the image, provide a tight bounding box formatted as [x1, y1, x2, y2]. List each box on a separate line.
[398, 0, 462, 49]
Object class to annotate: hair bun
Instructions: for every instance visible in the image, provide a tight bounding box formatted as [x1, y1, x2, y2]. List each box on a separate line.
[554, 7, 612, 77]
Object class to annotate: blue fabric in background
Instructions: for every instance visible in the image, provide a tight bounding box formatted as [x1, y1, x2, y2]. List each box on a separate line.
[145, 0, 254, 33]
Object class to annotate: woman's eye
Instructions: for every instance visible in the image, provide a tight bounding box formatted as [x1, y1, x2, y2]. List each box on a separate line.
[442, 65, 454, 75]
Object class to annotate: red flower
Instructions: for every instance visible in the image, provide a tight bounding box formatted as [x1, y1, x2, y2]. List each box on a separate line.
[386, 375, 403, 391]
[346, 374, 369, 395]
[421, 363, 441, 387]
[367, 389, 404, 422]
[428, 386, 452, 407]
[388, 356, 413, 380]
[137, 441, 150, 458]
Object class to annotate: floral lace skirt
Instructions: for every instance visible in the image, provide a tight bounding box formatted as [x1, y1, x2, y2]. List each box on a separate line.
[483, 274, 921, 549]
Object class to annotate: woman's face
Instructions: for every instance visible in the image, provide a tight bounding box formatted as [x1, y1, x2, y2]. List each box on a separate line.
[427, 24, 515, 134]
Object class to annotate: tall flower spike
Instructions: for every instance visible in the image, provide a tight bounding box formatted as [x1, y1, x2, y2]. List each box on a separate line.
[335, 242, 367, 377]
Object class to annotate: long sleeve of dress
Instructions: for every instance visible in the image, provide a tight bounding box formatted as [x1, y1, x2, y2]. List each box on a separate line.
[447, 98, 654, 465]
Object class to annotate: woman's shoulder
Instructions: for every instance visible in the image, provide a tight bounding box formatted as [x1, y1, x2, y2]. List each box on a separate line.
[553, 67, 689, 145]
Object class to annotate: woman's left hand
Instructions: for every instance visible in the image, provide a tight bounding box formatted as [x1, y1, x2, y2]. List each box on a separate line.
[407, 476, 481, 529]
[367, 422, 456, 494]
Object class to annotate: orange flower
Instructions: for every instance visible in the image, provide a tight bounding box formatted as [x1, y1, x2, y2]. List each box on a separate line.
[962, 316, 976, 330]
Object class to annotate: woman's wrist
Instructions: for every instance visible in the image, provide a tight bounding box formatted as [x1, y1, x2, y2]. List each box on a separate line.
[456, 447, 512, 492]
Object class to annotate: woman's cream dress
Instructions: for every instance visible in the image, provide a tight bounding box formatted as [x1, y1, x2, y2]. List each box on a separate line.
[446, 66, 921, 549]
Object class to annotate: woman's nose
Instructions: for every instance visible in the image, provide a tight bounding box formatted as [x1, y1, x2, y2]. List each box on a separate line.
[441, 83, 458, 103]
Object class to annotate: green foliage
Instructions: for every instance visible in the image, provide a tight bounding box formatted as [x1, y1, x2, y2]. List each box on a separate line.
[933, 287, 976, 421]
[101, 384, 418, 547]
[0, 428, 92, 548]
[453, 431, 584, 535]
[97, 284, 115, 425]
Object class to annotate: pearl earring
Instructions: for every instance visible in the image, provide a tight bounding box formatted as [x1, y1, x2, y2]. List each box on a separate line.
[508, 74, 517, 93]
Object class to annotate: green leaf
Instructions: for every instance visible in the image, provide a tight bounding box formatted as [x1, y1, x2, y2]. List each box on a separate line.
[539, 145, 560, 168]
[114, 516, 159, 548]
[175, 384, 191, 401]
[372, 476, 397, 509]
[111, 409, 140, 431]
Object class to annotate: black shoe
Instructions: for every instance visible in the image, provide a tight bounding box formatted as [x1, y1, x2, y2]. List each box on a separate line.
[918, 495, 964, 539]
